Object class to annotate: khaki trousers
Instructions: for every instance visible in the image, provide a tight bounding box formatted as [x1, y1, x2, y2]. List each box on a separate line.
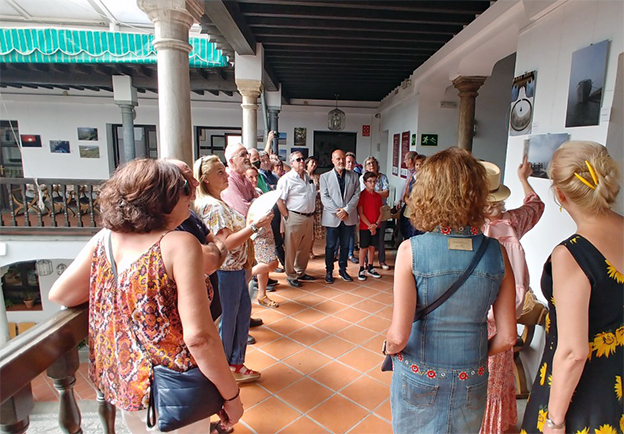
[284, 212, 314, 280]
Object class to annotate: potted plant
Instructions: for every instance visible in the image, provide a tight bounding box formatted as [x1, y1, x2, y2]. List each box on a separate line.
[23, 292, 36, 309]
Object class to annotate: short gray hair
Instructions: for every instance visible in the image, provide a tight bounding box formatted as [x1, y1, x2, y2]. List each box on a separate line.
[289, 151, 303, 162]
[225, 143, 244, 162]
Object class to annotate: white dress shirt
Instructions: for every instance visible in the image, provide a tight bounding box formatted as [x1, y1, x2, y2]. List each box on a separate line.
[276, 169, 316, 213]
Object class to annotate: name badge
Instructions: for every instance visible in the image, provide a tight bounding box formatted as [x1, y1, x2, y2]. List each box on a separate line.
[448, 238, 473, 251]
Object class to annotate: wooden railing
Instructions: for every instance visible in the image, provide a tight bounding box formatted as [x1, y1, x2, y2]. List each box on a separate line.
[0, 178, 103, 235]
[0, 306, 115, 434]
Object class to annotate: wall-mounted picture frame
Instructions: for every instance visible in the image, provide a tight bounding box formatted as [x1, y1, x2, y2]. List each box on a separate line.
[20, 134, 42, 148]
[294, 127, 306, 146]
[79, 145, 100, 158]
[526, 133, 570, 179]
[290, 147, 309, 159]
[50, 140, 70, 153]
[77, 127, 98, 141]
[509, 71, 536, 136]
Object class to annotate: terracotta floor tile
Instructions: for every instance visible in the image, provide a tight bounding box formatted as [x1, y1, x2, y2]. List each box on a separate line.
[282, 348, 332, 375]
[257, 362, 304, 394]
[307, 395, 369, 434]
[241, 396, 301, 434]
[251, 308, 287, 325]
[272, 300, 309, 316]
[337, 346, 384, 373]
[333, 307, 371, 323]
[291, 308, 329, 324]
[332, 292, 365, 305]
[309, 361, 362, 392]
[340, 376, 389, 410]
[366, 364, 393, 387]
[312, 316, 351, 334]
[350, 286, 380, 298]
[239, 383, 272, 408]
[324, 280, 356, 291]
[276, 377, 333, 412]
[375, 306, 394, 320]
[259, 337, 306, 360]
[348, 413, 393, 433]
[352, 299, 387, 314]
[373, 398, 392, 422]
[265, 316, 307, 336]
[356, 315, 391, 333]
[336, 325, 377, 345]
[279, 416, 332, 433]
[251, 327, 283, 346]
[244, 348, 280, 371]
[287, 325, 330, 347]
[280, 287, 310, 300]
[363, 279, 393, 290]
[311, 336, 355, 359]
[230, 421, 254, 434]
[370, 292, 394, 305]
[361, 333, 386, 353]
[313, 299, 348, 315]
[313, 287, 346, 299]
[293, 292, 326, 307]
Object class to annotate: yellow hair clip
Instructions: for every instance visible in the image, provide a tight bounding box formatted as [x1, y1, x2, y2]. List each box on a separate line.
[574, 173, 596, 190]
[585, 160, 599, 186]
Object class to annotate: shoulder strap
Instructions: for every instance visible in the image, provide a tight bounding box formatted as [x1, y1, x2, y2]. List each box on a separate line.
[414, 236, 490, 322]
[104, 230, 118, 285]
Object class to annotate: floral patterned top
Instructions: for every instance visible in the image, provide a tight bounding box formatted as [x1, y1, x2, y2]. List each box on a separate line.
[88, 231, 213, 411]
[196, 195, 247, 271]
[521, 234, 624, 434]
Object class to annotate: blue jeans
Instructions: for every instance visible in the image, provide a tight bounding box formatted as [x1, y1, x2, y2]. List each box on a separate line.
[325, 222, 354, 273]
[217, 269, 250, 365]
[391, 354, 489, 434]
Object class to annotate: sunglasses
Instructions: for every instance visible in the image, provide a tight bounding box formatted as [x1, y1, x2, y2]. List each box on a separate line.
[293, 157, 305, 162]
[182, 179, 191, 196]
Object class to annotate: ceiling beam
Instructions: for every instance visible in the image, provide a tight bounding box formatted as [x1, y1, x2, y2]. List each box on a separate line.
[203, 0, 256, 55]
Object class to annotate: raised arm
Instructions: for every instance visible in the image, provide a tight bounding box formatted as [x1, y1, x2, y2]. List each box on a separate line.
[489, 247, 517, 355]
[544, 245, 591, 432]
[264, 131, 276, 154]
[162, 232, 242, 429]
[49, 232, 100, 307]
[386, 240, 416, 354]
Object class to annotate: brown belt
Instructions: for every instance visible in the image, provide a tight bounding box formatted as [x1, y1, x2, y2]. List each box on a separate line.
[291, 210, 314, 217]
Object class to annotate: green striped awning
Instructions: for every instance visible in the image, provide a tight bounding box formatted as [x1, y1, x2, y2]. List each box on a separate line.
[0, 28, 228, 68]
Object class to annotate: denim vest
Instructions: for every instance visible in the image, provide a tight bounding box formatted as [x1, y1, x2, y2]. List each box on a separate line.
[402, 227, 505, 370]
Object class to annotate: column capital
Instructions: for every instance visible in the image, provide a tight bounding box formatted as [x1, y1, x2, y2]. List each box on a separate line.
[236, 79, 263, 98]
[452, 76, 487, 97]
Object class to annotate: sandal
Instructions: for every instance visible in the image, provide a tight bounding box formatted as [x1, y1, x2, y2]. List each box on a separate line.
[230, 364, 261, 383]
[211, 421, 234, 434]
[257, 296, 279, 308]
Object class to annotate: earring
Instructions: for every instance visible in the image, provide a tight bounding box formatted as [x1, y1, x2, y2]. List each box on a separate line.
[559, 205, 562, 212]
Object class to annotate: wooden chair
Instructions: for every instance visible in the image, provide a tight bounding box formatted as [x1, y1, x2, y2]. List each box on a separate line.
[10, 186, 42, 216]
[513, 292, 548, 398]
[49, 185, 76, 217]
[75, 185, 100, 215]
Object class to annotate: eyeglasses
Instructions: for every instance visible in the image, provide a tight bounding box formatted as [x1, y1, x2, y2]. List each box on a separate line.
[182, 179, 191, 196]
[293, 157, 305, 162]
[234, 151, 249, 158]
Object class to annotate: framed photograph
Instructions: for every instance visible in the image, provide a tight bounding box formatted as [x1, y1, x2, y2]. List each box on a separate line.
[509, 71, 536, 136]
[20, 135, 42, 148]
[392, 133, 400, 175]
[50, 140, 70, 153]
[278, 148, 287, 161]
[526, 133, 570, 179]
[79, 145, 100, 159]
[400, 131, 410, 178]
[290, 147, 309, 159]
[565, 40, 609, 127]
[294, 127, 306, 146]
[77, 127, 98, 141]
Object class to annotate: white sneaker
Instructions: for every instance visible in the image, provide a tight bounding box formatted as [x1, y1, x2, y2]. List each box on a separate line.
[367, 267, 381, 279]
[358, 269, 367, 281]
[380, 263, 390, 270]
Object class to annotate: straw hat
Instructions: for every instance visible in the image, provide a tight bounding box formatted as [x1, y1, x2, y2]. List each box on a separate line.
[480, 161, 511, 202]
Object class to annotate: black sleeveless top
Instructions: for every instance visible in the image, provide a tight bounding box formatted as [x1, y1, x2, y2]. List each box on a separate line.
[522, 234, 624, 433]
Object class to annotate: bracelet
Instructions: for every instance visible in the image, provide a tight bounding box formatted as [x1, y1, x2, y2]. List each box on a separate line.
[224, 388, 240, 402]
[545, 413, 565, 430]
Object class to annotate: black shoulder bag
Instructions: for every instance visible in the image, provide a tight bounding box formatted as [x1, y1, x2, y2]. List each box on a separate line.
[104, 230, 224, 431]
[381, 236, 490, 372]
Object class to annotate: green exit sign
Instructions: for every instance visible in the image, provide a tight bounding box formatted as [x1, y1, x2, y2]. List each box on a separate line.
[421, 134, 438, 146]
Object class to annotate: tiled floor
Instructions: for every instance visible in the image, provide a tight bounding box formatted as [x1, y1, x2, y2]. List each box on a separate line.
[32, 243, 525, 433]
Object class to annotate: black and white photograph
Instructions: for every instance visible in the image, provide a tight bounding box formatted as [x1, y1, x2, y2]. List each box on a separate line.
[565, 40, 609, 128]
[49, 140, 70, 153]
[526, 133, 570, 178]
[294, 127, 306, 146]
[77, 127, 98, 141]
[509, 71, 536, 136]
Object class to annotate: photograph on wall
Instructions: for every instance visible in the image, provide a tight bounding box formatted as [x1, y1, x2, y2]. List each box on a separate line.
[278, 148, 287, 161]
[400, 131, 410, 178]
[509, 71, 536, 136]
[278, 132, 287, 147]
[20, 134, 42, 147]
[294, 127, 306, 146]
[392, 133, 400, 176]
[79, 145, 100, 159]
[77, 127, 98, 141]
[50, 140, 70, 153]
[565, 40, 609, 127]
[525, 133, 570, 179]
[290, 147, 309, 159]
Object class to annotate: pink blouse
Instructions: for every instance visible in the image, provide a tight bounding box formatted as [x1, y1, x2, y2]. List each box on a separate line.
[483, 192, 544, 318]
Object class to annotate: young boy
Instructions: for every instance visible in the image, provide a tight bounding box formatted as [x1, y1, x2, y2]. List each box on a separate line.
[357, 171, 383, 280]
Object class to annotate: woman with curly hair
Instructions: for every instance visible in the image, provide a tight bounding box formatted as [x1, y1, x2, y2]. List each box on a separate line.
[49, 159, 242, 433]
[521, 141, 623, 434]
[385, 147, 517, 433]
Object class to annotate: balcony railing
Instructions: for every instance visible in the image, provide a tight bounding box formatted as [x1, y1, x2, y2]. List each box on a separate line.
[0, 305, 115, 433]
[0, 178, 103, 235]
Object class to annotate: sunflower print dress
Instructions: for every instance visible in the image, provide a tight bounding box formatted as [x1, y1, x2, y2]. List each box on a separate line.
[521, 235, 624, 434]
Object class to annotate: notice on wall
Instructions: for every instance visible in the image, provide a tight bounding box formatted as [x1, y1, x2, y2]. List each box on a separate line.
[400, 131, 410, 178]
[392, 133, 400, 176]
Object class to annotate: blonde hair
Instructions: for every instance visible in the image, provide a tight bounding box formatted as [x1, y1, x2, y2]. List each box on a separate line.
[548, 141, 620, 214]
[193, 155, 223, 200]
[484, 201, 506, 218]
[409, 147, 488, 231]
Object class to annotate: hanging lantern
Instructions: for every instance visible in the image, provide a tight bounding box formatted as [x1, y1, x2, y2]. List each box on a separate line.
[328, 94, 346, 131]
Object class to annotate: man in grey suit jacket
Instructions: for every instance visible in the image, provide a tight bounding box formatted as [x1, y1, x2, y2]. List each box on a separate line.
[320, 149, 361, 283]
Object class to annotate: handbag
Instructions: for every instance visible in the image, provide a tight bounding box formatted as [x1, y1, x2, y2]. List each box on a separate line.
[104, 230, 225, 431]
[381, 204, 392, 221]
[381, 236, 490, 372]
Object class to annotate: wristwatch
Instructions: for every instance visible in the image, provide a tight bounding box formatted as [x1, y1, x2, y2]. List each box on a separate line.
[545, 413, 565, 430]
[250, 224, 259, 234]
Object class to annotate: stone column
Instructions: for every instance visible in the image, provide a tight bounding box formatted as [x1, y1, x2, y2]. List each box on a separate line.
[236, 79, 262, 150]
[118, 104, 137, 162]
[138, 0, 194, 166]
[452, 76, 487, 152]
[268, 107, 280, 153]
